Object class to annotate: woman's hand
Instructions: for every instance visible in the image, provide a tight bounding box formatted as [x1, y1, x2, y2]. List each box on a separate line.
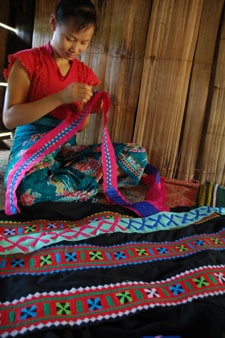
[59, 82, 93, 105]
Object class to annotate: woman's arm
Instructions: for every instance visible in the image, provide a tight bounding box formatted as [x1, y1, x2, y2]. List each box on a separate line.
[3, 59, 93, 130]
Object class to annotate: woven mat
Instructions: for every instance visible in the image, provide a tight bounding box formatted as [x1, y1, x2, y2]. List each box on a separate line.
[164, 178, 199, 208]
[102, 178, 199, 209]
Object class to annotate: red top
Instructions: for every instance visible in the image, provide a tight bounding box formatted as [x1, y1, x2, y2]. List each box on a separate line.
[4, 42, 100, 120]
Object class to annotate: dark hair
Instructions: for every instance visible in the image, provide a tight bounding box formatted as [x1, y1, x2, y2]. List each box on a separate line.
[55, 0, 97, 32]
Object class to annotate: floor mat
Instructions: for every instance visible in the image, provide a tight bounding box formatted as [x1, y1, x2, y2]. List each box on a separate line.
[164, 177, 199, 208]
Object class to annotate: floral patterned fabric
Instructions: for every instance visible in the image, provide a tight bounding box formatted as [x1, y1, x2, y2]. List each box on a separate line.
[4, 116, 147, 208]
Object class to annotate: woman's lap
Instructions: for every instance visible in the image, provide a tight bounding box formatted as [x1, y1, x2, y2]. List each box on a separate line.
[10, 142, 147, 207]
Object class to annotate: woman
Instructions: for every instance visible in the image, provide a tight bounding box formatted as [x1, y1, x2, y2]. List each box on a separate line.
[3, 0, 148, 215]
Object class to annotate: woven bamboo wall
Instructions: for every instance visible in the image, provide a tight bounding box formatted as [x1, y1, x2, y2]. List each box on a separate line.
[32, 0, 225, 184]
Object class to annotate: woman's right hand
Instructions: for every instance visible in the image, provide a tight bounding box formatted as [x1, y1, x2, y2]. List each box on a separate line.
[59, 82, 93, 105]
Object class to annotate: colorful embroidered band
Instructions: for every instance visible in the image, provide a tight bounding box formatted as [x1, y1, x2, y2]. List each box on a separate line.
[1, 227, 225, 277]
[101, 103, 169, 216]
[1, 265, 225, 337]
[0, 207, 222, 255]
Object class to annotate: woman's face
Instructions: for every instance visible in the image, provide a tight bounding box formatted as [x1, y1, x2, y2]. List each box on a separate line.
[50, 15, 95, 60]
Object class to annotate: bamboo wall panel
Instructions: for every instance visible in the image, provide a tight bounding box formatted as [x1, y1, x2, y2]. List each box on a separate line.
[199, 11, 225, 185]
[32, 1, 56, 47]
[133, 0, 204, 177]
[77, 0, 151, 144]
[178, 0, 224, 182]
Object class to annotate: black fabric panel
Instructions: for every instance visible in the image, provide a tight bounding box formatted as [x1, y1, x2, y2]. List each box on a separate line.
[0, 201, 138, 221]
[1, 209, 225, 338]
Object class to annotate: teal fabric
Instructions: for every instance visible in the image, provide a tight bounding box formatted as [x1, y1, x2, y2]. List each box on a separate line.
[4, 117, 147, 207]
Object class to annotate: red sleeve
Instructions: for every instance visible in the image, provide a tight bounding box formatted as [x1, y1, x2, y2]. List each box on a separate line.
[76, 59, 100, 87]
[3, 48, 36, 81]
[86, 67, 100, 87]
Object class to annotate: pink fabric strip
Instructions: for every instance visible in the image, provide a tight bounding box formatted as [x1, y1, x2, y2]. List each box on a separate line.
[101, 102, 169, 216]
[101, 110, 134, 207]
[5, 92, 110, 215]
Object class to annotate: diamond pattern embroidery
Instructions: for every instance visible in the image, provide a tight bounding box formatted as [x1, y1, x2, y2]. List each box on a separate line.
[215, 272, 225, 283]
[176, 245, 189, 252]
[169, 284, 185, 296]
[116, 291, 133, 304]
[211, 237, 223, 245]
[56, 302, 71, 315]
[87, 298, 102, 311]
[193, 276, 210, 288]
[136, 248, 148, 256]
[11, 258, 25, 268]
[20, 305, 37, 320]
[144, 288, 160, 298]
[4, 228, 16, 236]
[114, 251, 126, 260]
[89, 251, 103, 261]
[40, 255, 52, 266]
[194, 239, 205, 246]
[25, 225, 37, 233]
[157, 247, 168, 254]
[65, 252, 77, 262]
